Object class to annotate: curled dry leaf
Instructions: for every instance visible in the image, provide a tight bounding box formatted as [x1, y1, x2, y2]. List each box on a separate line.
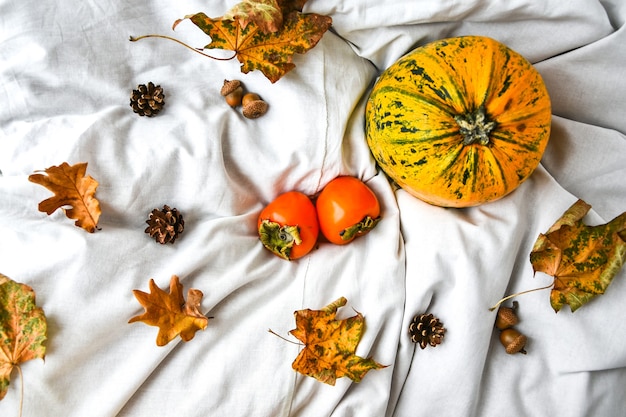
[288, 297, 386, 385]
[222, 0, 283, 33]
[129, 275, 210, 346]
[28, 162, 101, 233]
[0, 273, 47, 401]
[530, 199, 626, 312]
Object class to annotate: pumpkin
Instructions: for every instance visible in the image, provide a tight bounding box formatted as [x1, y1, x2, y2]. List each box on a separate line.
[365, 36, 551, 207]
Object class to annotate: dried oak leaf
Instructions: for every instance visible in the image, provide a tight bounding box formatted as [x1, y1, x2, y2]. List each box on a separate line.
[28, 162, 101, 233]
[0, 273, 47, 401]
[174, 7, 331, 83]
[129, 275, 209, 346]
[289, 297, 386, 385]
[530, 199, 626, 312]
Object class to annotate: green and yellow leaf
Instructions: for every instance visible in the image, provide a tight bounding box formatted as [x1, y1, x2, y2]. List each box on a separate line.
[0, 273, 47, 401]
[289, 297, 386, 385]
[177, 10, 331, 83]
[530, 200, 626, 312]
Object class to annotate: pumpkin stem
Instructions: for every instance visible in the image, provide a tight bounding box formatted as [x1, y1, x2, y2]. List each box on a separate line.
[455, 108, 496, 145]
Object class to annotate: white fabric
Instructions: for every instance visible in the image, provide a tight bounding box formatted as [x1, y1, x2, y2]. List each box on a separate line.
[1, 0, 625, 416]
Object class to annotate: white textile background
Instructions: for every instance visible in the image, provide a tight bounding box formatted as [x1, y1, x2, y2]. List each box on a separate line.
[1, 0, 625, 416]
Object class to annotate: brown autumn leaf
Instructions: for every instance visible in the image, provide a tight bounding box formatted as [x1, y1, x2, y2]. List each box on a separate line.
[129, 275, 209, 346]
[173, 8, 331, 83]
[288, 297, 386, 385]
[28, 162, 101, 233]
[530, 199, 626, 312]
[0, 273, 47, 402]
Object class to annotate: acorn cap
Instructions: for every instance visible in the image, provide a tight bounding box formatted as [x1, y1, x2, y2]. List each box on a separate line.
[495, 304, 519, 330]
[242, 100, 268, 119]
[220, 79, 242, 96]
[505, 333, 527, 354]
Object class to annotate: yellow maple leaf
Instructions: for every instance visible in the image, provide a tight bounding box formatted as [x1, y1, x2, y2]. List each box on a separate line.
[28, 162, 101, 233]
[289, 297, 386, 385]
[129, 275, 209, 346]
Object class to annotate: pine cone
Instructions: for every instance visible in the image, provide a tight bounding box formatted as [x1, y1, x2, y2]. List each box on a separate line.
[145, 205, 184, 244]
[409, 313, 446, 349]
[130, 82, 165, 116]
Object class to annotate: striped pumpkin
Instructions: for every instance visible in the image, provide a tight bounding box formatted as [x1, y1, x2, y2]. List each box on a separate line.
[365, 36, 551, 207]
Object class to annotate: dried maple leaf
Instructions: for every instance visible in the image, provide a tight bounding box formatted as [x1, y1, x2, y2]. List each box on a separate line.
[131, 0, 331, 82]
[530, 199, 626, 312]
[129, 275, 209, 346]
[28, 162, 101, 233]
[0, 273, 47, 402]
[288, 297, 386, 385]
[172, 9, 331, 83]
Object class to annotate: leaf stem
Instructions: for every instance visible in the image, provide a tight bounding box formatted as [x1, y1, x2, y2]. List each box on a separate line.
[489, 282, 555, 311]
[268, 329, 301, 345]
[17, 365, 23, 417]
[129, 34, 237, 61]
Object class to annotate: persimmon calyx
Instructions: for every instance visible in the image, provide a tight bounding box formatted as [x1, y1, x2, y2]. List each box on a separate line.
[339, 215, 381, 241]
[258, 219, 302, 260]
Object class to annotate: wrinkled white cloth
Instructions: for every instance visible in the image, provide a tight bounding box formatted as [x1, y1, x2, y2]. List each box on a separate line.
[1, 0, 625, 416]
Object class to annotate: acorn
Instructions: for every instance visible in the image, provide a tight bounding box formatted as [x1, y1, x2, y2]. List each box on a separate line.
[242, 93, 268, 119]
[499, 328, 527, 354]
[495, 301, 519, 330]
[221, 79, 244, 107]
